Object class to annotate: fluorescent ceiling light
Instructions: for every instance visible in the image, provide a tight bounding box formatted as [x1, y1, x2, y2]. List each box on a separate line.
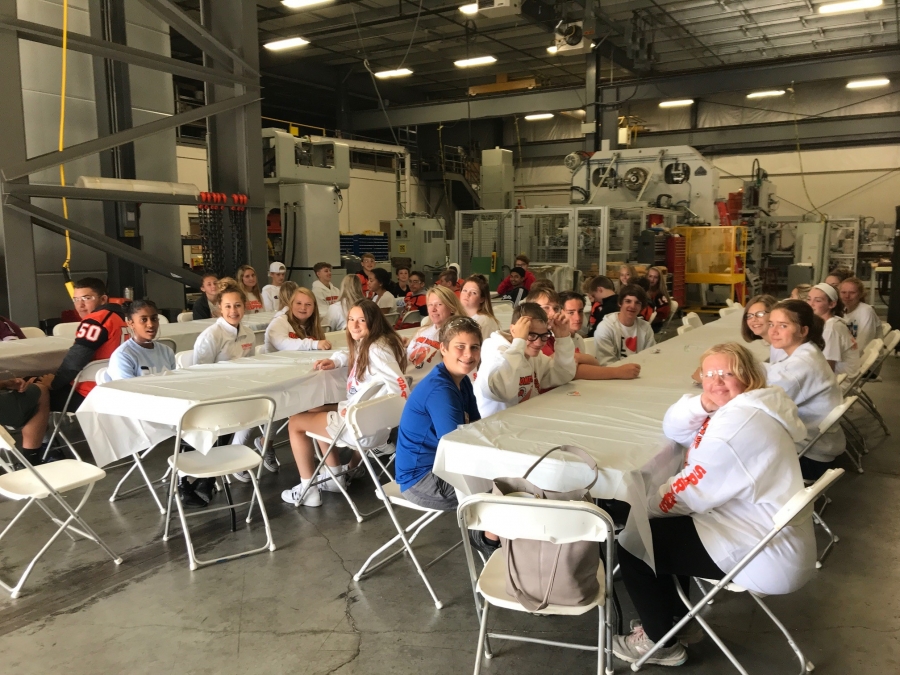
[747, 90, 786, 99]
[282, 0, 332, 8]
[264, 36, 310, 51]
[659, 99, 694, 108]
[459, 3, 479, 14]
[818, 0, 882, 14]
[524, 113, 554, 121]
[454, 56, 497, 68]
[547, 45, 558, 54]
[846, 77, 890, 88]
[374, 68, 413, 79]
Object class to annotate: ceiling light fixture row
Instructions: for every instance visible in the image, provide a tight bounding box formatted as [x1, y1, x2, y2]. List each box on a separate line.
[524, 113, 554, 121]
[818, 0, 882, 14]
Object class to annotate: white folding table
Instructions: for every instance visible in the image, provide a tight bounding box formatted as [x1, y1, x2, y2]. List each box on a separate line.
[0, 337, 74, 377]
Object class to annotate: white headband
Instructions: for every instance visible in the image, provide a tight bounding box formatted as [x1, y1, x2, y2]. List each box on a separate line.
[813, 282, 838, 302]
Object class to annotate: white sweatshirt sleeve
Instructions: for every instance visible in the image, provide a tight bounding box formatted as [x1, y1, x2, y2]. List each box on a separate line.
[484, 337, 531, 402]
[592, 319, 620, 365]
[330, 349, 350, 368]
[762, 360, 803, 400]
[193, 327, 219, 365]
[266, 315, 319, 352]
[312, 281, 329, 316]
[363, 343, 409, 400]
[533, 335, 577, 389]
[662, 394, 711, 446]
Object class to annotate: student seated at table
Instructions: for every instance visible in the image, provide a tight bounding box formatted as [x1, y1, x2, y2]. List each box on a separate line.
[646, 266, 671, 333]
[790, 283, 811, 301]
[497, 267, 528, 306]
[192, 272, 219, 320]
[587, 275, 618, 338]
[282, 300, 408, 507]
[1, 374, 53, 467]
[274, 281, 299, 318]
[261, 261, 286, 312]
[764, 300, 844, 481]
[0, 314, 26, 340]
[312, 262, 340, 317]
[825, 266, 853, 289]
[357, 252, 377, 297]
[390, 265, 411, 298]
[435, 269, 460, 295]
[474, 302, 576, 417]
[49, 277, 127, 416]
[265, 287, 332, 353]
[107, 300, 176, 379]
[739, 293, 782, 362]
[460, 274, 499, 339]
[400, 270, 428, 324]
[556, 291, 640, 381]
[407, 286, 466, 387]
[496, 254, 535, 295]
[839, 277, 881, 354]
[615, 264, 637, 292]
[236, 265, 264, 313]
[613, 342, 815, 667]
[593, 284, 655, 366]
[368, 267, 396, 315]
[524, 287, 563, 358]
[807, 283, 860, 378]
[395, 316, 481, 510]
[326, 274, 364, 331]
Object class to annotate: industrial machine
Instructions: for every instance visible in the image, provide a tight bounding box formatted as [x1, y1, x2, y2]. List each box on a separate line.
[480, 148, 514, 209]
[566, 146, 720, 226]
[262, 128, 350, 288]
[387, 217, 449, 279]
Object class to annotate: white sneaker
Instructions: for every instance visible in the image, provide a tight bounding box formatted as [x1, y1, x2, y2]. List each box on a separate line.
[281, 481, 321, 507]
[317, 467, 347, 493]
[612, 626, 687, 667]
[630, 619, 704, 646]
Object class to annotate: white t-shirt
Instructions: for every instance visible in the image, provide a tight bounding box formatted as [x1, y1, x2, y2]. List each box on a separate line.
[106, 338, 176, 381]
[261, 284, 281, 312]
[619, 322, 638, 358]
[822, 316, 860, 378]
[843, 303, 880, 354]
[373, 290, 396, 311]
[244, 292, 263, 314]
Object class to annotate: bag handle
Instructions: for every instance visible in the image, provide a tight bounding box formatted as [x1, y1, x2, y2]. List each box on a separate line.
[506, 541, 563, 612]
[523, 445, 599, 491]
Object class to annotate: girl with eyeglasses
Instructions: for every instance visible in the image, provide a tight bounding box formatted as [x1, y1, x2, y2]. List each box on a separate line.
[613, 342, 815, 666]
[474, 302, 576, 417]
[740, 294, 785, 363]
[763, 300, 844, 481]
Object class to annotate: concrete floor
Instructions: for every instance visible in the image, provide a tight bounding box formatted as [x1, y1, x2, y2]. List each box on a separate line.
[1, 359, 898, 674]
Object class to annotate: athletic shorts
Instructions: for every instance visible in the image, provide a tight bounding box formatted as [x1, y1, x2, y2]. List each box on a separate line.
[0, 385, 41, 429]
[401, 472, 459, 511]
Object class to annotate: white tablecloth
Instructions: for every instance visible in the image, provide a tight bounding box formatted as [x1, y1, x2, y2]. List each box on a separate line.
[434, 312, 768, 568]
[0, 337, 74, 377]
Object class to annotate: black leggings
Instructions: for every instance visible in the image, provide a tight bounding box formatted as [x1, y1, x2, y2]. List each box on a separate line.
[617, 516, 724, 645]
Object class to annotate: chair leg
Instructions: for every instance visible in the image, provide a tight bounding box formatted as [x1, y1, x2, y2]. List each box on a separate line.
[110, 451, 165, 514]
[473, 600, 490, 675]
[162, 470, 178, 542]
[221, 478, 237, 533]
[749, 593, 813, 675]
[172, 479, 200, 571]
[247, 471, 276, 553]
[813, 512, 839, 568]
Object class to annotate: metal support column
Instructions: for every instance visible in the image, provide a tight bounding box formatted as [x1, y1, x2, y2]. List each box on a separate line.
[201, 0, 265, 278]
[0, 0, 38, 326]
[90, 0, 142, 299]
[600, 86, 619, 151]
[583, 0, 599, 153]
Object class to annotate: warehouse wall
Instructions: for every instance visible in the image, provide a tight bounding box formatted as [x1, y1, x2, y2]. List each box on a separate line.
[337, 168, 430, 234]
[18, 0, 181, 320]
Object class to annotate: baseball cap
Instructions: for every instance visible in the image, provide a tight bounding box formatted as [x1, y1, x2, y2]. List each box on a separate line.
[269, 262, 286, 274]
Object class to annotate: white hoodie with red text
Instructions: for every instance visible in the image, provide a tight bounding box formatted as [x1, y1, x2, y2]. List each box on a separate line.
[652, 387, 816, 595]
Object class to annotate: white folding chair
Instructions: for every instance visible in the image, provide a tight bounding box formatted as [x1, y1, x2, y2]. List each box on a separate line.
[20, 326, 46, 338]
[677, 324, 695, 336]
[881, 323, 891, 338]
[177, 311, 193, 323]
[155, 337, 177, 353]
[646, 311, 657, 325]
[683, 312, 703, 330]
[799, 396, 857, 566]
[44, 360, 110, 462]
[632, 469, 845, 674]
[292, 385, 401, 522]
[662, 299, 679, 333]
[162, 395, 277, 570]
[350, 396, 461, 609]
[174, 350, 194, 369]
[157, 314, 170, 324]
[421, 316, 433, 328]
[719, 306, 743, 318]
[52, 322, 79, 338]
[0, 427, 122, 598]
[399, 310, 422, 325]
[253, 344, 266, 356]
[458, 494, 616, 675]
[845, 334, 896, 437]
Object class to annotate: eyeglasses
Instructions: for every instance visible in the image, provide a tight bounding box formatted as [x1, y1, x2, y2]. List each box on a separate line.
[526, 331, 552, 343]
[72, 295, 97, 304]
[746, 311, 768, 320]
[699, 370, 738, 380]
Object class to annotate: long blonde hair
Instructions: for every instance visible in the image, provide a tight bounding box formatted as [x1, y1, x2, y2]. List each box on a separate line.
[339, 274, 364, 314]
[647, 266, 669, 301]
[236, 264, 262, 300]
[285, 287, 325, 341]
[700, 342, 766, 392]
[426, 285, 465, 324]
[464, 274, 496, 319]
[278, 281, 299, 312]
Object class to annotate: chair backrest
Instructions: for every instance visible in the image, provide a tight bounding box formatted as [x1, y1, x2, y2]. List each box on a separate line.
[882, 323, 891, 338]
[773, 468, 845, 529]
[835, 373, 847, 386]
[883, 330, 899, 353]
[74, 360, 110, 386]
[94, 367, 109, 384]
[346, 393, 406, 445]
[458, 494, 613, 544]
[253, 344, 266, 356]
[725, 298, 735, 307]
[719, 306, 742, 318]
[20, 326, 46, 338]
[683, 312, 702, 329]
[663, 299, 679, 329]
[421, 316, 433, 328]
[179, 396, 276, 436]
[177, 311, 193, 323]
[647, 311, 657, 324]
[677, 324, 694, 336]
[0, 425, 14, 452]
[157, 314, 170, 324]
[174, 350, 194, 369]
[52, 322, 79, 338]
[400, 310, 422, 325]
[155, 337, 177, 353]
[800, 396, 857, 457]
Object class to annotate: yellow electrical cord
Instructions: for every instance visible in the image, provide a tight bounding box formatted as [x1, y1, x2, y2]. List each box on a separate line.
[59, 0, 73, 297]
